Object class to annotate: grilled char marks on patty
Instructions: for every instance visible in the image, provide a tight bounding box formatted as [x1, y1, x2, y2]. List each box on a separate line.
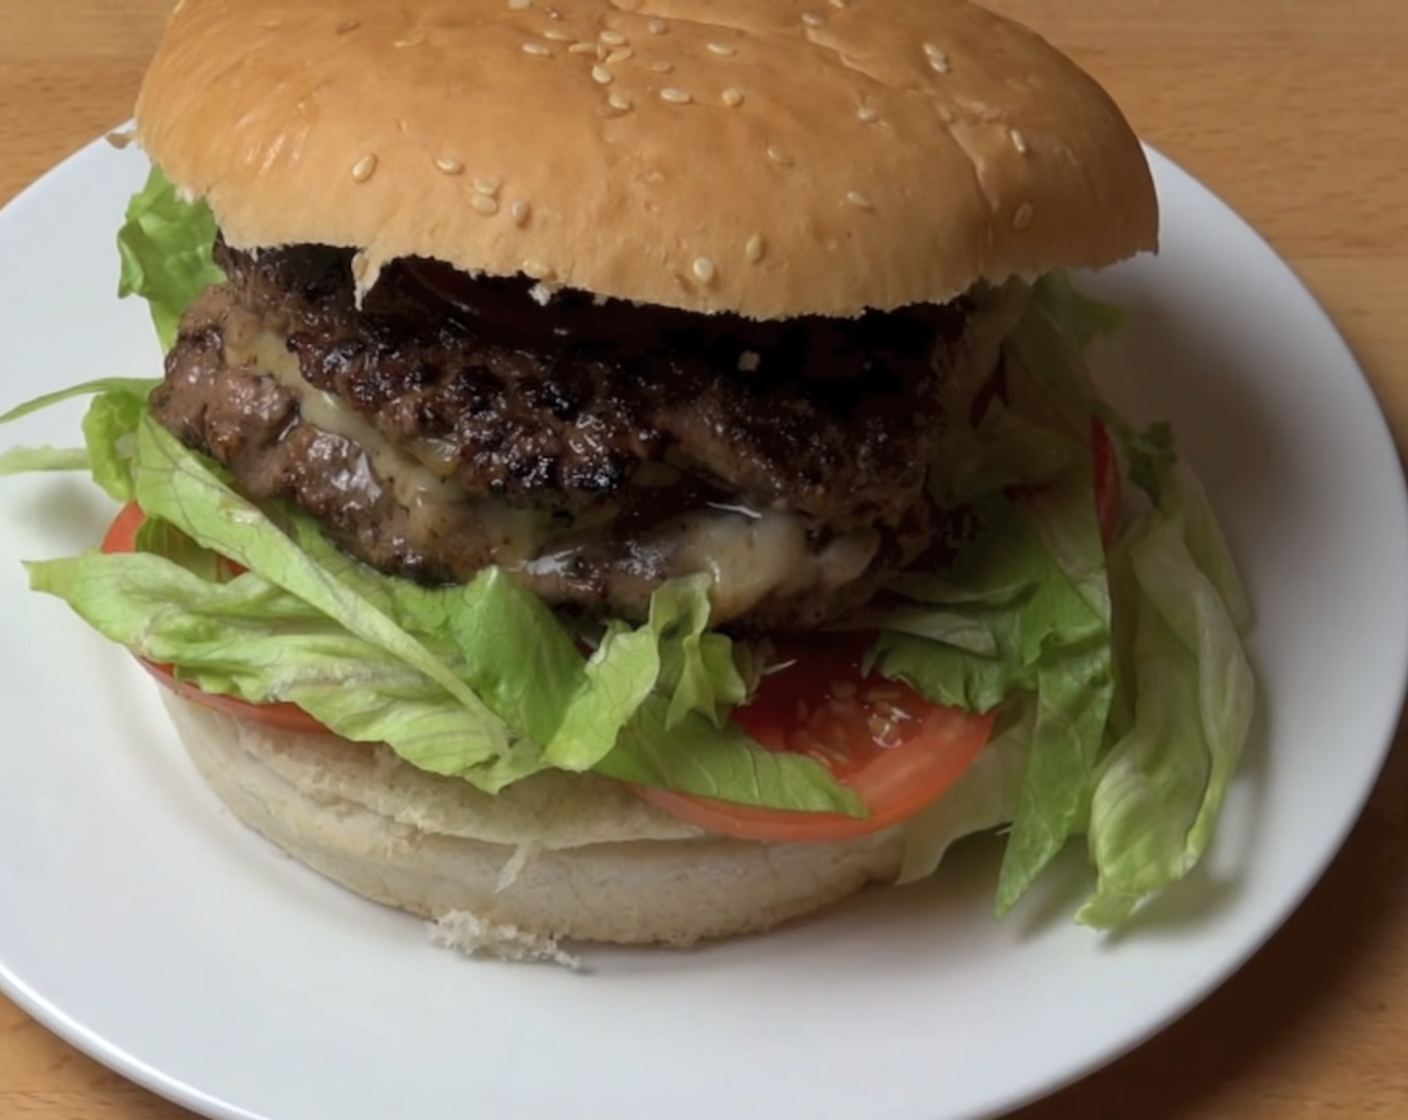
[151, 239, 970, 628]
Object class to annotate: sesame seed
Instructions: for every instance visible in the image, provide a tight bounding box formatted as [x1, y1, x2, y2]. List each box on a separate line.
[1013, 202, 1035, 230]
[546, 6, 563, 18]
[522, 258, 554, 280]
[473, 177, 501, 196]
[510, 199, 531, 226]
[471, 195, 500, 216]
[692, 256, 717, 284]
[350, 154, 378, 183]
[599, 29, 627, 45]
[857, 105, 879, 122]
[801, 12, 825, 27]
[605, 46, 634, 63]
[650, 59, 674, 73]
[647, 17, 668, 33]
[507, 0, 531, 8]
[830, 0, 849, 7]
[706, 41, 736, 56]
[766, 143, 790, 165]
[592, 64, 614, 84]
[744, 234, 765, 263]
[434, 156, 464, 174]
[845, 190, 872, 210]
[1010, 128, 1030, 155]
[923, 43, 951, 73]
[721, 87, 745, 107]
[542, 28, 574, 41]
[522, 41, 552, 56]
[607, 90, 634, 112]
[568, 41, 598, 54]
[393, 32, 426, 47]
[336, 18, 360, 33]
[660, 87, 692, 103]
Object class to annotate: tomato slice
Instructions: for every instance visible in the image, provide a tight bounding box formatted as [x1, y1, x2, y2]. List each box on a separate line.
[101, 503, 329, 736]
[635, 637, 995, 843]
[639, 423, 1119, 843]
[100, 499, 146, 555]
[1092, 419, 1121, 549]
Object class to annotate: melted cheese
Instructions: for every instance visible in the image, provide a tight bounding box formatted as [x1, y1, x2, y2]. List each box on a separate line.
[667, 509, 879, 620]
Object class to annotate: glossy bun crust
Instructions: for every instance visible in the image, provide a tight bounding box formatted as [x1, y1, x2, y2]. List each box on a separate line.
[135, 0, 1157, 318]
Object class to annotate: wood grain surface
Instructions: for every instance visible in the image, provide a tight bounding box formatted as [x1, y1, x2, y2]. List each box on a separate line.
[2, 1, 1406, 1118]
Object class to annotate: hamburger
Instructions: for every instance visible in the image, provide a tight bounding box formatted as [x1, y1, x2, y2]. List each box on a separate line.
[0, 0, 1254, 958]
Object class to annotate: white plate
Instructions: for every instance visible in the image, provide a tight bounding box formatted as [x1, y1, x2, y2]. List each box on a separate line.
[0, 137, 1404, 1120]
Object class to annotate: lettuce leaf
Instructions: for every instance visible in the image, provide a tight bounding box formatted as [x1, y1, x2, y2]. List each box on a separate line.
[0, 446, 89, 475]
[83, 381, 156, 501]
[896, 705, 1035, 884]
[1076, 463, 1254, 927]
[9, 396, 862, 812]
[880, 277, 1255, 924]
[0, 379, 158, 488]
[0, 378, 157, 427]
[25, 551, 551, 788]
[596, 695, 863, 816]
[117, 166, 225, 352]
[1030, 271, 1126, 351]
[541, 574, 747, 772]
[132, 414, 515, 734]
[870, 288, 1115, 914]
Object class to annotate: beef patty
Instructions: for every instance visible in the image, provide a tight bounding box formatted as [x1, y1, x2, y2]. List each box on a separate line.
[151, 239, 972, 628]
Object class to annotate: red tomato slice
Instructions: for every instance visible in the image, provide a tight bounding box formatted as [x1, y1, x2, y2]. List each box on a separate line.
[100, 499, 146, 555]
[1092, 419, 1121, 549]
[639, 422, 1119, 844]
[101, 503, 330, 736]
[635, 637, 995, 843]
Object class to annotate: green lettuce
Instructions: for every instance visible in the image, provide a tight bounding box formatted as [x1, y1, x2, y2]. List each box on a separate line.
[9, 391, 860, 812]
[0, 378, 158, 482]
[1030, 271, 1126, 351]
[1076, 463, 1253, 926]
[117, 166, 225, 351]
[882, 280, 1255, 926]
[896, 706, 1035, 884]
[0, 446, 89, 475]
[596, 696, 864, 815]
[870, 286, 1115, 913]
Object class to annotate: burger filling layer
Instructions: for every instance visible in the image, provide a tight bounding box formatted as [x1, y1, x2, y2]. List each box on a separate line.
[151, 239, 976, 629]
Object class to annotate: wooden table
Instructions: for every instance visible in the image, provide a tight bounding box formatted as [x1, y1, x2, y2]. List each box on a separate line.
[2, 1, 1406, 1117]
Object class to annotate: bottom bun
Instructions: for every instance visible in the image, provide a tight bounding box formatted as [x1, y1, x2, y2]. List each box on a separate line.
[161, 693, 904, 952]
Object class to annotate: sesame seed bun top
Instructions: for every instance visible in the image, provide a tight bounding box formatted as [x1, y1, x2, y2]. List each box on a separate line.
[134, 0, 1158, 319]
